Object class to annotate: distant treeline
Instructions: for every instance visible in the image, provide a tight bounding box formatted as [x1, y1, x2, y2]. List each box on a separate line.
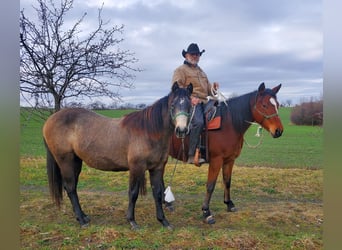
[290, 99, 323, 126]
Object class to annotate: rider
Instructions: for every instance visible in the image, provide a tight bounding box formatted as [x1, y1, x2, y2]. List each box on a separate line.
[171, 43, 219, 165]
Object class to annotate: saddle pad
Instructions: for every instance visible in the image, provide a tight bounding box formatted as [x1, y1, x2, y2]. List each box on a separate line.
[207, 116, 221, 130]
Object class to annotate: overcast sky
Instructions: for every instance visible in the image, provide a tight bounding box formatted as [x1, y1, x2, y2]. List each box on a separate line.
[21, 0, 322, 106]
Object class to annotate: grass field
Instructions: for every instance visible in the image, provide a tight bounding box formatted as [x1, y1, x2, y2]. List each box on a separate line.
[20, 107, 323, 249]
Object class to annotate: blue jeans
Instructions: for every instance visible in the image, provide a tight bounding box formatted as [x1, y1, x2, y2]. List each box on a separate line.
[189, 103, 204, 156]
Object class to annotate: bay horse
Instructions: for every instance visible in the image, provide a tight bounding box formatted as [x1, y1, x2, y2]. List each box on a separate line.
[43, 82, 193, 229]
[169, 82, 283, 224]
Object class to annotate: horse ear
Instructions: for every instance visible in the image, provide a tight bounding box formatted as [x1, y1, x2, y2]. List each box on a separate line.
[272, 84, 282, 94]
[187, 83, 193, 95]
[172, 81, 179, 92]
[258, 82, 265, 92]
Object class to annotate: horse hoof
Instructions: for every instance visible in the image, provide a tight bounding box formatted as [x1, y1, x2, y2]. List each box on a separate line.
[84, 215, 91, 223]
[80, 222, 89, 228]
[165, 224, 174, 231]
[204, 215, 216, 224]
[129, 221, 140, 230]
[225, 200, 237, 212]
[228, 207, 238, 212]
[78, 215, 90, 226]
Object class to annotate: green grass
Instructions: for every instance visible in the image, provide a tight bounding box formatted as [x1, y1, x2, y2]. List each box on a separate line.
[20, 159, 323, 249]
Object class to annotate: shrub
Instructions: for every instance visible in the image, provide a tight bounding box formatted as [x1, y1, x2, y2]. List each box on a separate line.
[290, 99, 323, 126]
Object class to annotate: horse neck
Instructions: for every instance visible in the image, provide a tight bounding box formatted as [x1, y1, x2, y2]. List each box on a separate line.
[225, 91, 256, 134]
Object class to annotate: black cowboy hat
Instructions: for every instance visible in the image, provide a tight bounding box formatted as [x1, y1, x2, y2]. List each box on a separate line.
[182, 43, 205, 58]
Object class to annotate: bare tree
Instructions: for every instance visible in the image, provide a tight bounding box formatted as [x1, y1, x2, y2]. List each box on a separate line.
[20, 0, 140, 113]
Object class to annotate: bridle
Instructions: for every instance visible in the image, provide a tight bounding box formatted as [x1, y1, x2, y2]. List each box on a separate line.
[253, 93, 279, 125]
[170, 109, 191, 121]
[169, 99, 191, 122]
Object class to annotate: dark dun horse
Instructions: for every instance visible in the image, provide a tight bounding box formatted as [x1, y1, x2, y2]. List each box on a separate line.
[170, 82, 283, 224]
[43, 82, 193, 229]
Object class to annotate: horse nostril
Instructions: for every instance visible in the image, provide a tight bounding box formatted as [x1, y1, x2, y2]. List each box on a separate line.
[274, 128, 283, 138]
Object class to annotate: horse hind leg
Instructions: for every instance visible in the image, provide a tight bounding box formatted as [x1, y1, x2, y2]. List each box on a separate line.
[222, 161, 237, 212]
[59, 153, 89, 226]
[202, 157, 222, 224]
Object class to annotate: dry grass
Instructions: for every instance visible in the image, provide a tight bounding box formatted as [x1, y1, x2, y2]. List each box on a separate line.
[20, 158, 323, 249]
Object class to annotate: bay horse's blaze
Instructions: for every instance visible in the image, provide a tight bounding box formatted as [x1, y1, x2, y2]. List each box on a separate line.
[43, 82, 192, 229]
[169, 82, 283, 224]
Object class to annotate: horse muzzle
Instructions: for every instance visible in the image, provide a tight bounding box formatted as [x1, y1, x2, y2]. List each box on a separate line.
[272, 128, 283, 138]
[175, 126, 188, 138]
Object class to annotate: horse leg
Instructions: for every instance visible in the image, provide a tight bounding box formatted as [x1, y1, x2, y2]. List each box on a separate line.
[59, 154, 90, 226]
[126, 170, 144, 230]
[222, 161, 237, 212]
[149, 168, 172, 230]
[202, 157, 222, 224]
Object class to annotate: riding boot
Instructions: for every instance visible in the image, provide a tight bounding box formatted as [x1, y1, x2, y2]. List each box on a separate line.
[188, 125, 201, 156]
[187, 126, 205, 165]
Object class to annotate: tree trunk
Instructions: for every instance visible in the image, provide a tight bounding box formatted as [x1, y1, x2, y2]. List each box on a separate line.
[54, 96, 62, 113]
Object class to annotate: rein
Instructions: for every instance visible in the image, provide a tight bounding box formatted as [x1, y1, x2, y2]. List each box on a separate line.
[168, 138, 185, 187]
[208, 87, 228, 106]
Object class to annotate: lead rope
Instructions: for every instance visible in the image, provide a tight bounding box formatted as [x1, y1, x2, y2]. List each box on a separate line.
[168, 137, 185, 187]
[186, 105, 196, 134]
[243, 133, 264, 148]
[165, 138, 185, 204]
[243, 121, 264, 148]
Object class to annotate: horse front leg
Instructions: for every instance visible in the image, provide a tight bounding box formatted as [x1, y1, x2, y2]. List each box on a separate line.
[149, 168, 173, 230]
[202, 157, 222, 224]
[222, 160, 237, 212]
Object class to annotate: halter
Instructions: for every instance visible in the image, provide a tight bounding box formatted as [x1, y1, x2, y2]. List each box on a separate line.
[170, 106, 191, 122]
[253, 93, 279, 125]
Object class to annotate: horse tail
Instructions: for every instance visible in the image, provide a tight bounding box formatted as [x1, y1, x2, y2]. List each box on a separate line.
[130, 171, 147, 196]
[140, 173, 146, 195]
[44, 139, 63, 208]
[140, 172, 147, 196]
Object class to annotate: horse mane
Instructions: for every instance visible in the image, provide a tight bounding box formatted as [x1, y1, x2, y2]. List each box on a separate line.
[122, 95, 169, 138]
[222, 91, 257, 134]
